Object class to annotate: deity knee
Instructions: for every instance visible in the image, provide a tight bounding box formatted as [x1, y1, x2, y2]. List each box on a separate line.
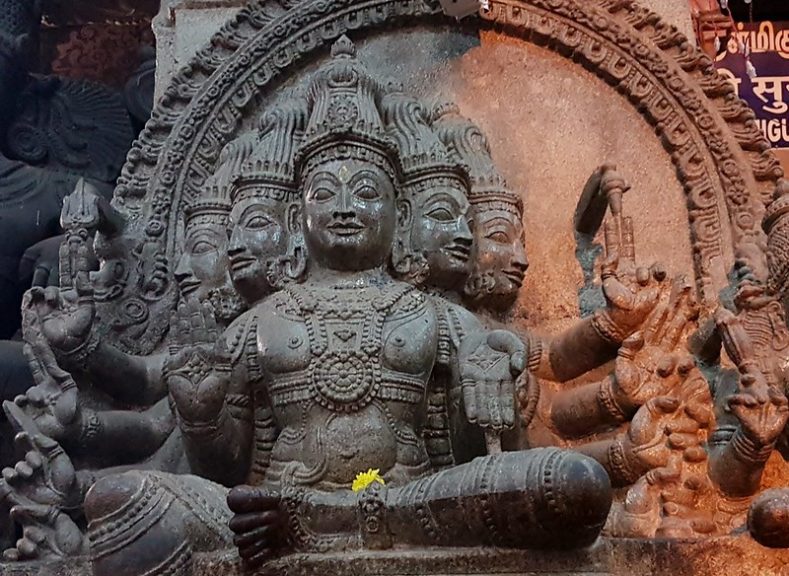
[85, 471, 192, 576]
[748, 488, 789, 548]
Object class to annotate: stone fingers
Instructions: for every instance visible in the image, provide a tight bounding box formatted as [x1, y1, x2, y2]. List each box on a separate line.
[461, 380, 478, 424]
[227, 486, 280, 515]
[501, 377, 516, 428]
[229, 511, 278, 533]
[233, 523, 278, 548]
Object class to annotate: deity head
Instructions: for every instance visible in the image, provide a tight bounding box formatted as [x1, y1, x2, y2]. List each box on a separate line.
[174, 143, 247, 322]
[432, 102, 528, 310]
[228, 102, 308, 302]
[294, 36, 402, 272]
[383, 88, 472, 290]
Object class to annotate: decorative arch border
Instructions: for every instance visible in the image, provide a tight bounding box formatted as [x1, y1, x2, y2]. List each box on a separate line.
[104, 0, 783, 354]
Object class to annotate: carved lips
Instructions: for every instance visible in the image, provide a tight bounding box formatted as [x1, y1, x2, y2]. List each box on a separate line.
[443, 243, 472, 263]
[327, 220, 365, 236]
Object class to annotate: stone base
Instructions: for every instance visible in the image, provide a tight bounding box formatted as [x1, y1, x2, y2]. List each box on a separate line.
[3, 537, 788, 576]
[193, 537, 789, 576]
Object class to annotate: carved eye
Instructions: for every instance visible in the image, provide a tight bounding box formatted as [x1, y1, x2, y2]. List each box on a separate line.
[191, 240, 216, 255]
[486, 231, 509, 244]
[245, 215, 272, 230]
[426, 207, 454, 222]
[355, 184, 380, 201]
[311, 186, 336, 202]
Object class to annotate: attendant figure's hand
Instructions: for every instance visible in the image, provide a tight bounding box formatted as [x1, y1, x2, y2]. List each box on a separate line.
[227, 486, 282, 570]
[715, 307, 789, 448]
[727, 376, 789, 448]
[165, 298, 230, 427]
[458, 330, 525, 433]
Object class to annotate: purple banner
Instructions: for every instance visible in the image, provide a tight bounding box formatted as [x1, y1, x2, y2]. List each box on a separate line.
[716, 21, 789, 149]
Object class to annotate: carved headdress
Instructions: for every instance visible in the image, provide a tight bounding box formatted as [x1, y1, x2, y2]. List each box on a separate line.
[430, 101, 523, 215]
[231, 98, 308, 204]
[383, 86, 470, 285]
[382, 85, 469, 195]
[294, 35, 403, 181]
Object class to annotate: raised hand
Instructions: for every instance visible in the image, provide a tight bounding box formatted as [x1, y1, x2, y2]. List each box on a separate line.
[227, 486, 282, 570]
[0, 404, 80, 510]
[0, 405, 85, 562]
[458, 329, 525, 436]
[12, 341, 81, 444]
[611, 275, 699, 412]
[716, 307, 789, 448]
[165, 297, 230, 426]
[727, 381, 788, 448]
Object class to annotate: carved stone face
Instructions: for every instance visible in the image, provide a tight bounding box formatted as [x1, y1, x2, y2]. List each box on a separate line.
[410, 180, 473, 288]
[228, 195, 289, 304]
[174, 222, 231, 302]
[302, 158, 396, 271]
[469, 207, 528, 305]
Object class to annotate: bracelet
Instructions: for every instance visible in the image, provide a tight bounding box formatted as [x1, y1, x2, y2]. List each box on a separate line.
[178, 405, 230, 437]
[731, 429, 774, 465]
[591, 310, 627, 346]
[78, 410, 103, 448]
[57, 331, 100, 372]
[608, 439, 642, 485]
[597, 376, 630, 423]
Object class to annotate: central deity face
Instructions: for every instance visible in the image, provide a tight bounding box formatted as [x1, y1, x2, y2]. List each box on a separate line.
[174, 222, 231, 302]
[228, 195, 288, 304]
[302, 158, 396, 271]
[411, 180, 473, 287]
[470, 207, 528, 303]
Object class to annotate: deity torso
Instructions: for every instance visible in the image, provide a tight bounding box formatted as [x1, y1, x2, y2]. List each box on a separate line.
[253, 274, 440, 490]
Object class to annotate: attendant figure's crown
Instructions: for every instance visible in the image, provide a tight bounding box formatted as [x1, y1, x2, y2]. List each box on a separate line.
[184, 198, 232, 229]
[382, 85, 469, 193]
[231, 98, 308, 204]
[294, 36, 403, 181]
[431, 101, 522, 215]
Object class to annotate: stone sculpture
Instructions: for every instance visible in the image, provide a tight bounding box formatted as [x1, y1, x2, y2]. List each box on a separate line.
[1, 35, 700, 575]
[4, 0, 789, 570]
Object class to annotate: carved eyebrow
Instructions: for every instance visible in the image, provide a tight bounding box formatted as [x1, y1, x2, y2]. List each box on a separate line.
[240, 205, 276, 221]
[309, 172, 341, 185]
[349, 170, 383, 186]
[481, 216, 516, 229]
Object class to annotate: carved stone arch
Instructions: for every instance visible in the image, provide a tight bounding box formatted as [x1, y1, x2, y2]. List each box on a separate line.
[102, 0, 782, 354]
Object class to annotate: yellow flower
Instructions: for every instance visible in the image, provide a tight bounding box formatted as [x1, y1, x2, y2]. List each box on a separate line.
[352, 468, 386, 492]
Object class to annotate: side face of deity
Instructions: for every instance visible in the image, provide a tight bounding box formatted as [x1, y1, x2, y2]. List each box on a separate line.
[228, 194, 290, 304]
[174, 221, 232, 302]
[410, 178, 473, 289]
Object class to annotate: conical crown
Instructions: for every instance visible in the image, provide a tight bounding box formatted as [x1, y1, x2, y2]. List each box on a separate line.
[381, 85, 468, 191]
[431, 101, 522, 214]
[231, 98, 308, 203]
[294, 35, 402, 181]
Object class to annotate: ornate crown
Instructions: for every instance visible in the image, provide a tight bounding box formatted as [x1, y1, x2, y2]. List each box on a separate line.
[382, 85, 469, 193]
[231, 98, 308, 204]
[294, 35, 403, 182]
[431, 101, 523, 215]
[183, 198, 232, 229]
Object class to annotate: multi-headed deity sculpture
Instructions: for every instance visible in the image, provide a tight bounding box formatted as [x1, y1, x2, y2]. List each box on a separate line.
[4, 32, 789, 576]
